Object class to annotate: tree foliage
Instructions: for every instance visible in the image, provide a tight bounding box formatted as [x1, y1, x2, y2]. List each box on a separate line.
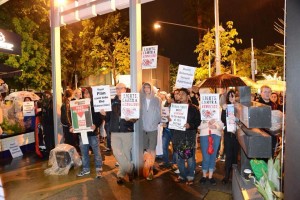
[194, 21, 242, 81]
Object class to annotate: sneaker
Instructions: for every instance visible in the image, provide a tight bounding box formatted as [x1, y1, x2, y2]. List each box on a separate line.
[174, 169, 180, 174]
[199, 177, 207, 185]
[102, 148, 111, 152]
[117, 177, 124, 185]
[77, 170, 90, 177]
[186, 180, 194, 185]
[209, 178, 217, 186]
[174, 177, 185, 183]
[96, 169, 103, 178]
[220, 155, 226, 162]
[146, 171, 153, 181]
[115, 162, 119, 167]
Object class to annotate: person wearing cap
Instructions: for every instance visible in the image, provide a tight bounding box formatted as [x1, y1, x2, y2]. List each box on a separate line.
[141, 82, 161, 180]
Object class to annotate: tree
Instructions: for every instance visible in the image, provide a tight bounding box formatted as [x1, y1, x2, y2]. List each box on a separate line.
[194, 21, 242, 81]
[79, 13, 130, 85]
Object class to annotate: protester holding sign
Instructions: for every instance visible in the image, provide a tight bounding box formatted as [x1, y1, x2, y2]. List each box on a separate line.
[199, 92, 224, 186]
[170, 88, 200, 185]
[101, 83, 137, 185]
[220, 90, 239, 184]
[76, 87, 104, 178]
[141, 82, 161, 181]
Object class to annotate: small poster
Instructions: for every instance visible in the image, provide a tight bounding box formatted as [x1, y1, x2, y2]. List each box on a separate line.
[168, 103, 188, 131]
[9, 142, 23, 158]
[22, 101, 35, 116]
[110, 86, 116, 99]
[92, 85, 112, 112]
[175, 65, 196, 89]
[226, 104, 236, 132]
[161, 107, 169, 123]
[121, 93, 140, 119]
[70, 99, 93, 133]
[200, 93, 220, 120]
[142, 45, 158, 69]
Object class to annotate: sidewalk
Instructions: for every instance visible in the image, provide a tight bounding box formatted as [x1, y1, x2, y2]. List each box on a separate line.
[0, 144, 232, 200]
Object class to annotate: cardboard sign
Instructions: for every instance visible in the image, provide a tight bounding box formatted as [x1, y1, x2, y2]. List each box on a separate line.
[142, 45, 158, 69]
[175, 65, 196, 89]
[92, 85, 112, 112]
[226, 104, 236, 132]
[22, 101, 35, 116]
[9, 142, 23, 158]
[121, 93, 140, 119]
[161, 107, 169, 123]
[70, 99, 93, 133]
[200, 93, 220, 120]
[168, 103, 188, 131]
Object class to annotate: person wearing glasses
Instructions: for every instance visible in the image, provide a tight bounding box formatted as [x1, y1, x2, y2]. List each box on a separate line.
[101, 83, 137, 185]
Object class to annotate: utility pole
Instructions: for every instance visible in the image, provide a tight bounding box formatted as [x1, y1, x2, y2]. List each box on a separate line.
[251, 38, 257, 81]
[214, 0, 221, 75]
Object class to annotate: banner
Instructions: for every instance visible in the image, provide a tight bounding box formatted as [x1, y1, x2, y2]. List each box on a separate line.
[22, 101, 35, 116]
[142, 45, 158, 69]
[200, 93, 220, 120]
[168, 103, 188, 131]
[70, 99, 93, 133]
[92, 85, 111, 112]
[175, 65, 196, 89]
[121, 93, 140, 119]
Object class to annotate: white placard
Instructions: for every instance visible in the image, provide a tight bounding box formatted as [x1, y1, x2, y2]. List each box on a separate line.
[200, 93, 220, 121]
[80, 131, 89, 145]
[22, 101, 35, 116]
[92, 85, 112, 112]
[121, 93, 140, 119]
[168, 103, 188, 131]
[142, 45, 158, 69]
[175, 65, 196, 89]
[9, 142, 23, 158]
[226, 104, 236, 132]
[161, 107, 169, 123]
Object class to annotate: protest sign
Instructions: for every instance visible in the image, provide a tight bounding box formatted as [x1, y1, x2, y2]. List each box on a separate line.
[121, 93, 140, 119]
[226, 104, 236, 132]
[175, 65, 196, 89]
[161, 107, 169, 123]
[200, 93, 220, 120]
[142, 45, 158, 69]
[70, 99, 93, 133]
[168, 103, 188, 131]
[9, 142, 23, 158]
[22, 101, 35, 116]
[110, 86, 116, 99]
[92, 85, 111, 112]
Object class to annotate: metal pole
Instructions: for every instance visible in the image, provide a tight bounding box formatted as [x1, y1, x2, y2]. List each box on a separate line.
[214, 0, 221, 75]
[129, 0, 143, 175]
[157, 21, 208, 31]
[50, 0, 63, 145]
[251, 38, 255, 81]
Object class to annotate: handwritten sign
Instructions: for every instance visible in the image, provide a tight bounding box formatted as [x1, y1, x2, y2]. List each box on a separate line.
[200, 93, 220, 120]
[175, 65, 196, 89]
[70, 99, 93, 133]
[142, 45, 158, 69]
[161, 107, 169, 123]
[121, 93, 140, 119]
[92, 85, 111, 112]
[9, 142, 23, 158]
[168, 103, 188, 131]
[22, 101, 35, 116]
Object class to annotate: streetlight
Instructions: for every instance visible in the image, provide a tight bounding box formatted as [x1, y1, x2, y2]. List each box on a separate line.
[153, 21, 208, 32]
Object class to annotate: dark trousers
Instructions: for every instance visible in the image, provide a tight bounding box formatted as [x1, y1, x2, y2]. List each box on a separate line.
[223, 131, 239, 179]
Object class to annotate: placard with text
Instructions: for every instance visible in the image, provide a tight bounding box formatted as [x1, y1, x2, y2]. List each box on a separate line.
[142, 45, 158, 69]
[168, 103, 188, 131]
[70, 99, 93, 133]
[121, 93, 140, 119]
[200, 93, 220, 121]
[22, 101, 35, 116]
[175, 65, 196, 89]
[92, 85, 111, 112]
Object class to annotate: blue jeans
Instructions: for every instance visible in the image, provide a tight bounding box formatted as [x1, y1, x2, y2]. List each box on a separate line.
[79, 135, 103, 171]
[200, 134, 221, 173]
[177, 151, 196, 181]
[162, 128, 175, 165]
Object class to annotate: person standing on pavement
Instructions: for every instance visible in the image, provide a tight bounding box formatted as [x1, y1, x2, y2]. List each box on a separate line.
[76, 87, 104, 178]
[141, 82, 161, 180]
[171, 88, 201, 185]
[101, 83, 137, 185]
[220, 90, 239, 184]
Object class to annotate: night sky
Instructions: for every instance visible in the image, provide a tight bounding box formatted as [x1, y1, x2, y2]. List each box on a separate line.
[141, 0, 284, 67]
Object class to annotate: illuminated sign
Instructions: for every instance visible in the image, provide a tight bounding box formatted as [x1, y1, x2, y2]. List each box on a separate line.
[0, 29, 21, 55]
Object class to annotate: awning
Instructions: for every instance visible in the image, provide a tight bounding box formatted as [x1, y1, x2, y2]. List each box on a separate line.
[0, 63, 22, 78]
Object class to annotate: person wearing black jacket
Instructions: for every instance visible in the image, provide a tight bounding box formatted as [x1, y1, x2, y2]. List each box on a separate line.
[171, 88, 201, 185]
[220, 90, 239, 184]
[76, 87, 104, 178]
[101, 83, 137, 185]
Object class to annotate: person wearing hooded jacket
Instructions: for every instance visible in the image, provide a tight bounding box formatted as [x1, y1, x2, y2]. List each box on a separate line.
[141, 82, 161, 180]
